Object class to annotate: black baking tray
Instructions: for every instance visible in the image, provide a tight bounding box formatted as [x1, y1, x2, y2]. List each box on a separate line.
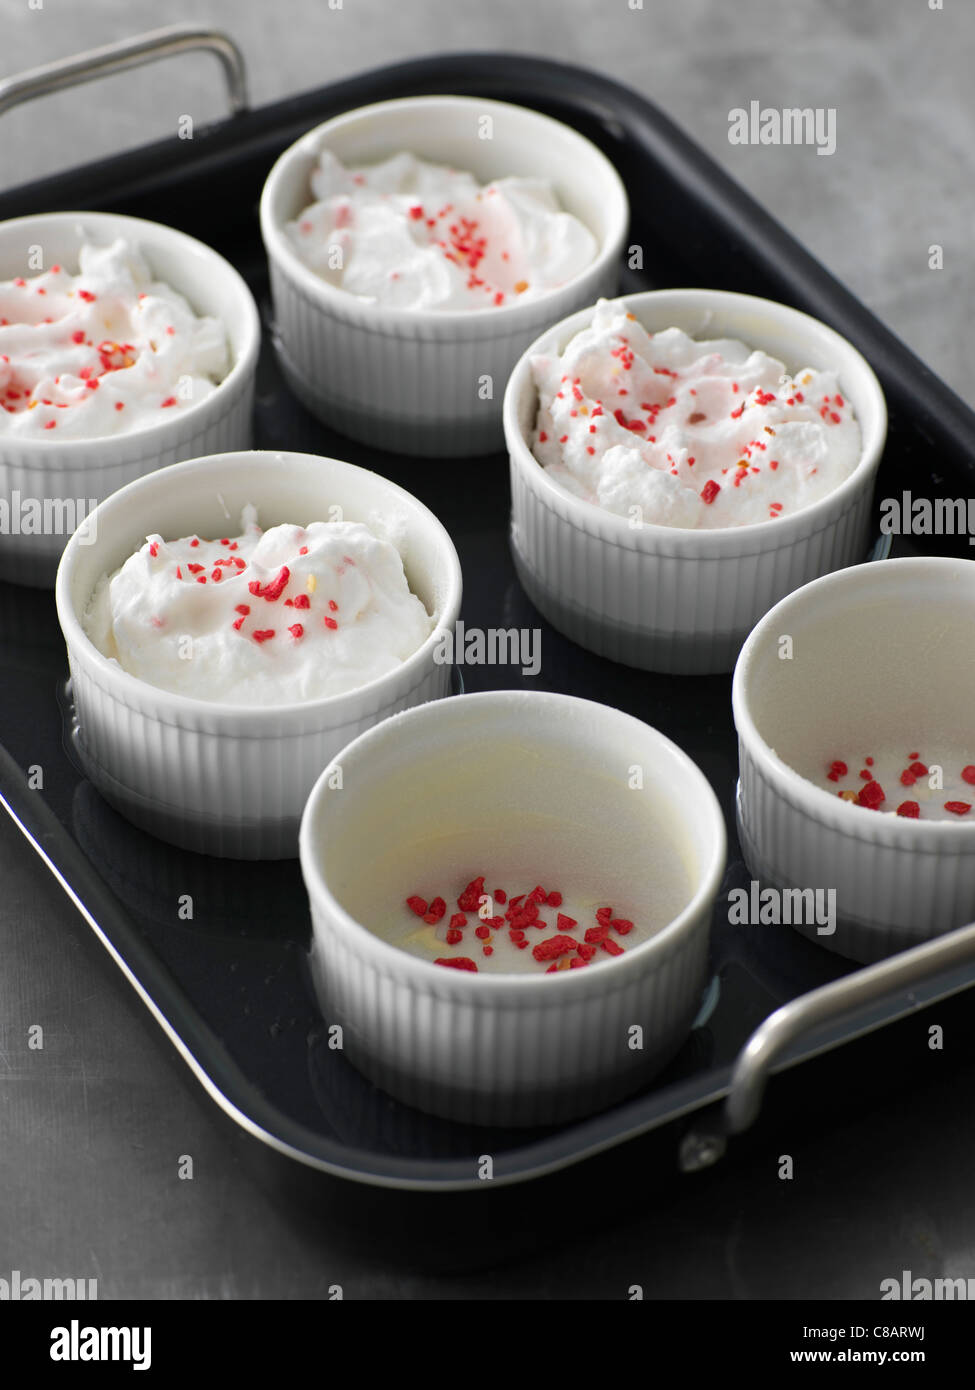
[3, 53, 975, 1192]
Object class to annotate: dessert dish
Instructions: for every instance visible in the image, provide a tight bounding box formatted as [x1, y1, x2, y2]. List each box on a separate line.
[733, 557, 975, 963]
[0, 212, 259, 588]
[260, 96, 628, 456]
[0, 238, 229, 439]
[300, 690, 726, 1126]
[531, 301, 860, 528]
[84, 506, 433, 704]
[504, 289, 887, 674]
[56, 450, 463, 860]
[285, 150, 597, 312]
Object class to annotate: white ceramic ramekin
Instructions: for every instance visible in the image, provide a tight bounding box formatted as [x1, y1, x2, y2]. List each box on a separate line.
[55, 449, 463, 860]
[733, 557, 975, 963]
[0, 212, 260, 588]
[504, 289, 888, 674]
[299, 690, 726, 1126]
[259, 96, 628, 458]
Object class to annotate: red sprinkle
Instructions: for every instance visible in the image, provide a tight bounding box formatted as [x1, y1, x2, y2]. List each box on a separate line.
[826, 760, 848, 782]
[406, 896, 428, 917]
[287, 623, 304, 639]
[494, 889, 507, 905]
[900, 770, 917, 786]
[963, 767, 975, 785]
[700, 480, 721, 505]
[532, 935, 579, 962]
[910, 761, 928, 776]
[556, 914, 577, 932]
[945, 802, 972, 816]
[610, 918, 634, 935]
[600, 938, 624, 957]
[445, 928, 463, 945]
[434, 957, 478, 972]
[160, 396, 177, 408]
[457, 876, 485, 913]
[249, 566, 290, 602]
[252, 629, 275, 643]
[857, 780, 885, 810]
[426, 897, 446, 922]
[896, 802, 920, 819]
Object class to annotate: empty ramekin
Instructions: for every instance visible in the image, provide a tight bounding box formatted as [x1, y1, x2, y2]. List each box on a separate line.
[55, 449, 462, 860]
[504, 289, 888, 674]
[299, 690, 726, 1126]
[260, 96, 628, 457]
[734, 557, 975, 963]
[0, 211, 260, 588]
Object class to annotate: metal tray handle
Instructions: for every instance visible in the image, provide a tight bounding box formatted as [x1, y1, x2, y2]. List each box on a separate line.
[682, 919, 975, 1170]
[0, 24, 248, 120]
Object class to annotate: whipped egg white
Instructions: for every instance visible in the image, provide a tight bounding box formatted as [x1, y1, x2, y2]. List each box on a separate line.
[84, 507, 434, 704]
[286, 150, 598, 311]
[0, 239, 228, 439]
[531, 300, 862, 528]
